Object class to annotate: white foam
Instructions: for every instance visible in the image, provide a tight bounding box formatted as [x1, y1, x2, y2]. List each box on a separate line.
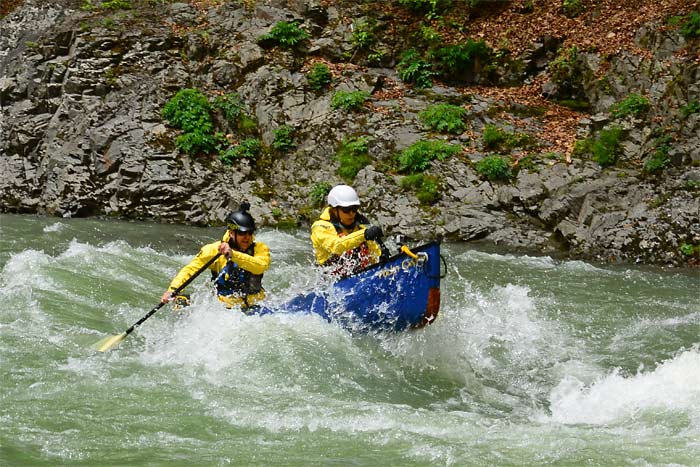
[1, 249, 52, 288]
[546, 348, 700, 425]
[43, 222, 65, 233]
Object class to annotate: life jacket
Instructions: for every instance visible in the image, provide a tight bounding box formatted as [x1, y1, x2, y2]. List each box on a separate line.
[324, 215, 372, 278]
[212, 242, 264, 307]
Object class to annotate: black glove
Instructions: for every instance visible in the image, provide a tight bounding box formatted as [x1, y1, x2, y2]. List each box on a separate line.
[364, 225, 383, 241]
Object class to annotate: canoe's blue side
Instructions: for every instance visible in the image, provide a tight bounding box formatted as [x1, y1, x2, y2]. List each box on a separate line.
[258, 242, 442, 332]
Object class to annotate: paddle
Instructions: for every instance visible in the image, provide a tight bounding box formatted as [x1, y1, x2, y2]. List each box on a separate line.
[399, 244, 419, 260]
[92, 253, 222, 352]
[374, 233, 419, 262]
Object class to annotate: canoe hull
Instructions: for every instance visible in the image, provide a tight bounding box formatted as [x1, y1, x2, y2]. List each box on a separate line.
[265, 242, 442, 332]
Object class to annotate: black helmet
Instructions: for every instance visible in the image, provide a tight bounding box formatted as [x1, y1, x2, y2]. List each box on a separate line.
[226, 202, 256, 232]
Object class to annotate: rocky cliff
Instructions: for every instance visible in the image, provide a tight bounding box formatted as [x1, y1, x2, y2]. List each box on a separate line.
[1, 0, 699, 266]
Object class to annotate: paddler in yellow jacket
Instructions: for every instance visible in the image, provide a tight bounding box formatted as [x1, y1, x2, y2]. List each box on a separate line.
[161, 202, 270, 310]
[311, 184, 387, 278]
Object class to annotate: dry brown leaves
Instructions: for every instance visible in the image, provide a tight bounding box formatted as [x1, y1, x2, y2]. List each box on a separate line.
[0, 0, 24, 18]
[461, 75, 580, 158]
[440, 0, 698, 158]
[464, 0, 698, 58]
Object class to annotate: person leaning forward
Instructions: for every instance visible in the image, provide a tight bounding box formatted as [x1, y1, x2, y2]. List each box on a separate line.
[161, 202, 270, 310]
[310, 184, 387, 278]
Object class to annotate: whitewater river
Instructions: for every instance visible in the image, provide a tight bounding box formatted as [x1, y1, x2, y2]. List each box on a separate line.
[1, 213, 699, 466]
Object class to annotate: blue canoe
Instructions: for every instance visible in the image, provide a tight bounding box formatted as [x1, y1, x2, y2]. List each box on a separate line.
[256, 242, 443, 332]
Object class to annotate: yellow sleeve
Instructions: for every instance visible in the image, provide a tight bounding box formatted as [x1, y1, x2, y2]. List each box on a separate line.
[230, 241, 270, 275]
[168, 242, 221, 292]
[366, 240, 382, 263]
[311, 221, 367, 264]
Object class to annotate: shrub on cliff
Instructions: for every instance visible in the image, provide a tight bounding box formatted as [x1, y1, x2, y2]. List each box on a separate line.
[220, 138, 262, 164]
[309, 182, 332, 207]
[475, 155, 511, 181]
[272, 125, 296, 153]
[331, 90, 370, 111]
[162, 89, 262, 159]
[643, 134, 672, 174]
[397, 140, 462, 173]
[335, 137, 371, 181]
[307, 63, 332, 92]
[397, 49, 434, 88]
[429, 41, 493, 83]
[681, 11, 700, 38]
[397, 0, 452, 19]
[419, 103, 468, 134]
[213, 92, 256, 134]
[573, 126, 624, 167]
[259, 21, 309, 48]
[610, 93, 650, 119]
[161, 89, 218, 155]
[400, 173, 442, 205]
[482, 124, 536, 151]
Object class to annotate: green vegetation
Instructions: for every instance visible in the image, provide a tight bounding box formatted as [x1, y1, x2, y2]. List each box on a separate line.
[574, 126, 624, 167]
[351, 18, 385, 64]
[548, 46, 579, 88]
[482, 124, 535, 150]
[592, 127, 623, 166]
[681, 11, 700, 38]
[81, 0, 131, 10]
[307, 63, 332, 92]
[648, 194, 668, 209]
[220, 138, 262, 164]
[335, 137, 371, 181]
[562, 0, 584, 18]
[272, 125, 296, 152]
[544, 45, 590, 104]
[515, 154, 537, 173]
[417, 26, 442, 48]
[102, 0, 131, 9]
[610, 93, 650, 119]
[397, 0, 451, 19]
[161, 88, 219, 155]
[213, 92, 256, 134]
[680, 243, 700, 258]
[419, 103, 468, 134]
[400, 173, 441, 205]
[352, 18, 377, 50]
[684, 180, 700, 190]
[331, 90, 370, 111]
[429, 41, 492, 83]
[259, 21, 309, 48]
[643, 134, 672, 173]
[397, 49, 434, 88]
[162, 88, 264, 162]
[397, 39, 492, 87]
[681, 99, 700, 118]
[397, 140, 462, 174]
[309, 182, 332, 207]
[475, 155, 511, 181]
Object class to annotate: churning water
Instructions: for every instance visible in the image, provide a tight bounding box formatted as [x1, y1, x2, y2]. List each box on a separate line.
[1, 213, 699, 466]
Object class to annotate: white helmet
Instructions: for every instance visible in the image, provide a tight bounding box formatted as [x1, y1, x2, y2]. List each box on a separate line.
[327, 184, 360, 207]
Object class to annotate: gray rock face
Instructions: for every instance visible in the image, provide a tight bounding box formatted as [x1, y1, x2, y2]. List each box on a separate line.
[1, 0, 699, 266]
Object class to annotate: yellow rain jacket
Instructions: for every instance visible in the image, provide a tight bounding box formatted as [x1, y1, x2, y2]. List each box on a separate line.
[168, 230, 270, 308]
[310, 207, 381, 272]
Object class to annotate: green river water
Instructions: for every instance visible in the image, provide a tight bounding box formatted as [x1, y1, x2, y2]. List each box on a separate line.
[1, 213, 699, 466]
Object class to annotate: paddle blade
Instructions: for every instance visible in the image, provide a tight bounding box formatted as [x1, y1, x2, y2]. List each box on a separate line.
[92, 332, 127, 352]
